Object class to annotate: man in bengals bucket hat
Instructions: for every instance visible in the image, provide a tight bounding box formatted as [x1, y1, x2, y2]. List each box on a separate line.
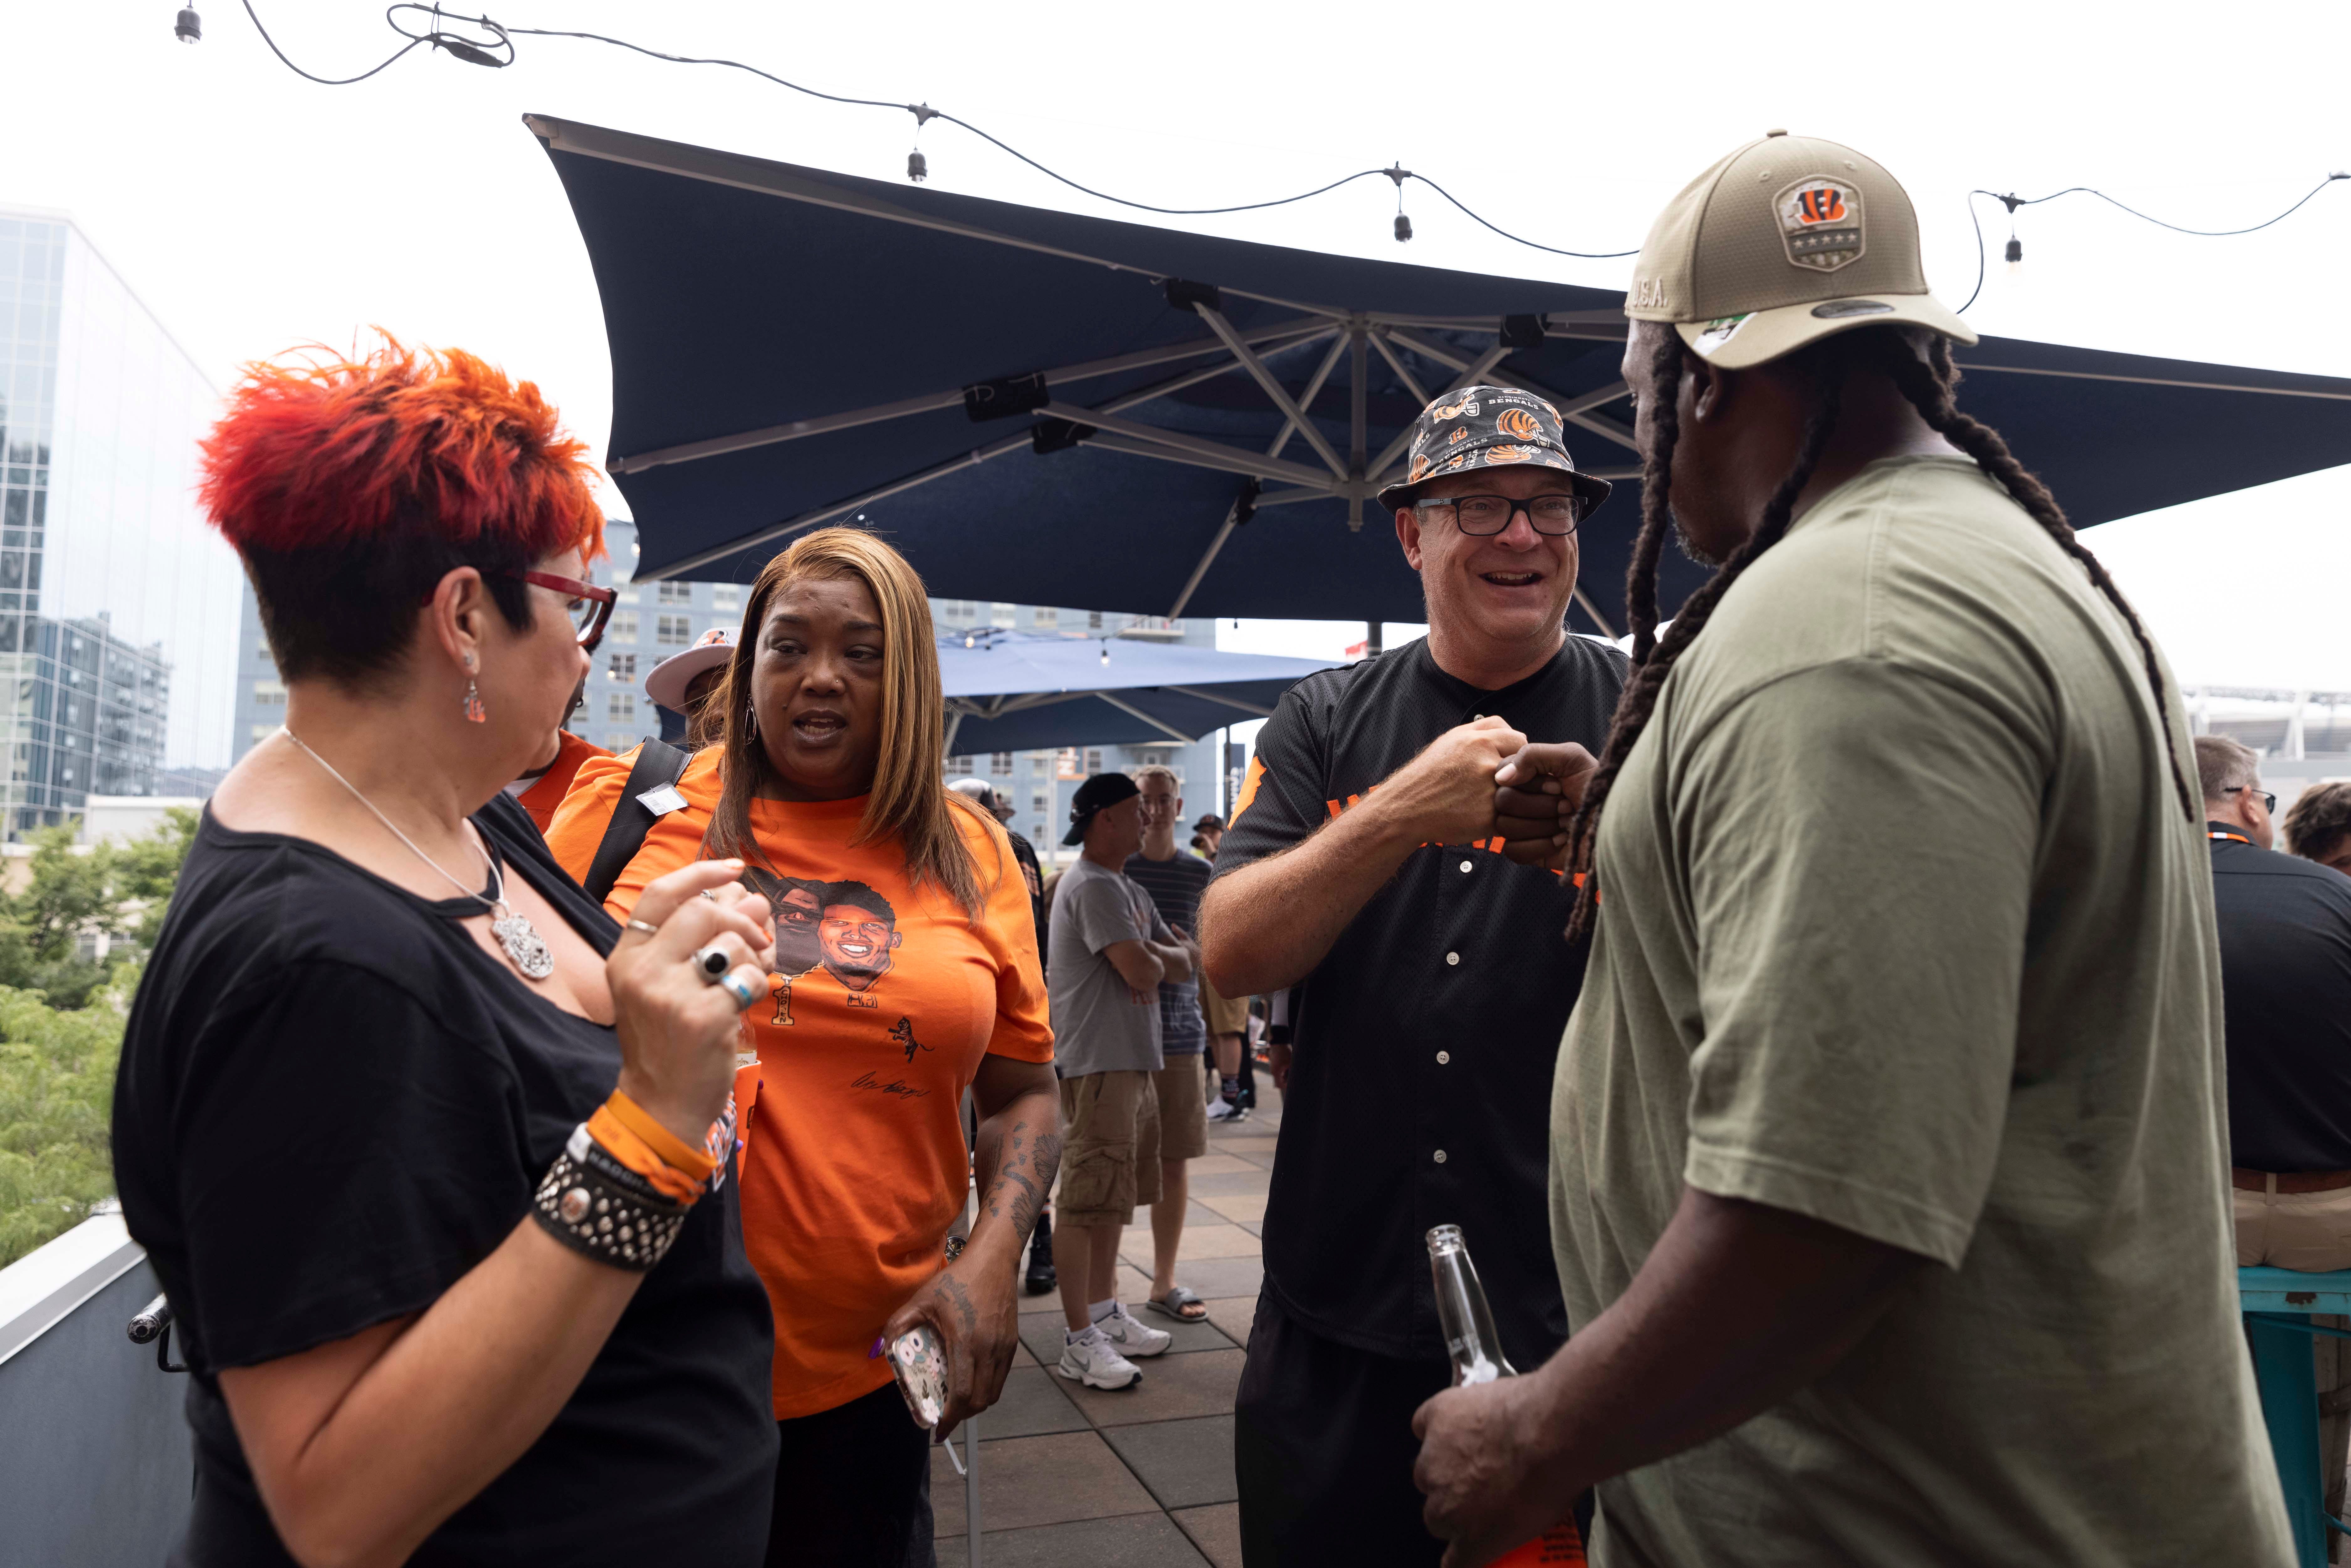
[1409, 131, 2293, 1568]
[1199, 377, 1631, 1565]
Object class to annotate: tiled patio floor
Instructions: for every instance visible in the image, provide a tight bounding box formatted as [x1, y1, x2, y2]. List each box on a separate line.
[934, 1081, 1280, 1567]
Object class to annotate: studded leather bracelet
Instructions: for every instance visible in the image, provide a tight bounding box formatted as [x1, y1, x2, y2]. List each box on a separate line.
[532, 1124, 690, 1272]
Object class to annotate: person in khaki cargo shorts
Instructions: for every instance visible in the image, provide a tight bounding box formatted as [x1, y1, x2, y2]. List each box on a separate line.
[1048, 773, 1196, 1389]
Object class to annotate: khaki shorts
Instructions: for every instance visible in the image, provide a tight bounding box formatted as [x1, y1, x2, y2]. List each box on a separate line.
[1199, 970, 1251, 1038]
[2236, 1179, 2351, 1271]
[1058, 1070, 1161, 1228]
[1153, 1057, 1209, 1161]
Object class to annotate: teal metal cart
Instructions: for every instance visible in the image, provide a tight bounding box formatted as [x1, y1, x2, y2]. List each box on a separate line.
[2243, 1266, 2351, 1567]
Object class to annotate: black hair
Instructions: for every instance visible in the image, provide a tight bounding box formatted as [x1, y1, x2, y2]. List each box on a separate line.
[243, 509, 538, 687]
[1565, 326, 2193, 941]
[819, 879, 899, 927]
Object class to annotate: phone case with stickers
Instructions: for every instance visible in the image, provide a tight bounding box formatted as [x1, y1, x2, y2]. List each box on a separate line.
[886, 1325, 947, 1430]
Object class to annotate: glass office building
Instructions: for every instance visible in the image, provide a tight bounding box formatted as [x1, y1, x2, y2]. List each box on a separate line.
[0, 209, 238, 834]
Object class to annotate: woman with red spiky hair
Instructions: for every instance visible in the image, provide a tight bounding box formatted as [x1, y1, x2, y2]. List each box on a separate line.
[112, 339, 782, 1568]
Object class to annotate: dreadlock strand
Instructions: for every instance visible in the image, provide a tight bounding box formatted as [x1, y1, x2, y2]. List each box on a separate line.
[1880, 336, 2197, 822]
[1623, 328, 1686, 668]
[1564, 350, 1848, 943]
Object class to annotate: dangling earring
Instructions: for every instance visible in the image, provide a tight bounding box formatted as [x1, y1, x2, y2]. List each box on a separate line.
[743, 698, 757, 737]
[463, 679, 486, 723]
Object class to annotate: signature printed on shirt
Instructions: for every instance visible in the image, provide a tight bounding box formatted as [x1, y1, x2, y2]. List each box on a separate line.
[851, 1069, 931, 1100]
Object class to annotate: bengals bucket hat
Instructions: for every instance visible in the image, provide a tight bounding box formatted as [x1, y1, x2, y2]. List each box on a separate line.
[1624, 131, 1977, 370]
[1373, 385, 1614, 514]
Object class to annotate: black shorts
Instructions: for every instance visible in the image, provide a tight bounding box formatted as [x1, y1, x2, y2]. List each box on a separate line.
[1232, 1290, 1587, 1567]
[766, 1383, 934, 1567]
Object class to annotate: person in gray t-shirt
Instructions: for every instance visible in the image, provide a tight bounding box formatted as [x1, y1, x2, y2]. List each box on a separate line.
[1046, 773, 1194, 1390]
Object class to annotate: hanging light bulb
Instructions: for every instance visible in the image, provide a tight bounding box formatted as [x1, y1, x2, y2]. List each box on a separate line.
[1998, 193, 2025, 277]
[906, 102, 937, 185]
[1384, 162, 1414, 244]
[1099, 643, 1110, 666]
[174, 4, 201, 42]
[2005, 235, 2024, 270]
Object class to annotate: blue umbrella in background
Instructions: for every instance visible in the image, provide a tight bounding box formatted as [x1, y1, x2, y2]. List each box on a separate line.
[531, 114, 2351, 635]
[939, 628, 1331, 754]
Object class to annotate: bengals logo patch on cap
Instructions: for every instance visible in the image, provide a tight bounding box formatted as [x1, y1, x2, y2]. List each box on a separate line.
[1775, 177, 1864, 272]
[1494, 407, 1542, 442]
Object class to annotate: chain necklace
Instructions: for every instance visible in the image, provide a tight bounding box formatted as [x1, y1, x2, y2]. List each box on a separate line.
[279, 727, 556, 981]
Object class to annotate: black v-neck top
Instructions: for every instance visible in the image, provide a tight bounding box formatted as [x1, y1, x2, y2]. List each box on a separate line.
[113, 793, 776, 1566]
[1211, 633, 1627, 1364]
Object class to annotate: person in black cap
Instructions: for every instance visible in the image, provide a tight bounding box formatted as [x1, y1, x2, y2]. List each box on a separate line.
[1198, 385, 1625, 1565]
[1047, 772, 1197, 1389]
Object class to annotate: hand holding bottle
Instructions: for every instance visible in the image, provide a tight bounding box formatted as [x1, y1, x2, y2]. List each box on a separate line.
[1413, 1226, 1586, 1567]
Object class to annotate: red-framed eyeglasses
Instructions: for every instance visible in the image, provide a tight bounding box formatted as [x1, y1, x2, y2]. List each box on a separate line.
[501, 569, 618, 652]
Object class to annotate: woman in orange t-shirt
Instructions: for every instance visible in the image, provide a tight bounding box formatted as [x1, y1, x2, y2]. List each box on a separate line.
[546, 528, 1057, 1567]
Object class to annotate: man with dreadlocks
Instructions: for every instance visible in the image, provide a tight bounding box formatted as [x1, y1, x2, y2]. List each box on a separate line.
[1411, 133, 2291, 1566]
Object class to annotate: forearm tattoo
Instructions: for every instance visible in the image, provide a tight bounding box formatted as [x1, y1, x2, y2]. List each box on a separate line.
[977, 1111, 1063, 1246]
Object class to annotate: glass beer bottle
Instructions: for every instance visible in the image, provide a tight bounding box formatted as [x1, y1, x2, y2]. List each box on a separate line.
[1426, 1225, 1585, 1566]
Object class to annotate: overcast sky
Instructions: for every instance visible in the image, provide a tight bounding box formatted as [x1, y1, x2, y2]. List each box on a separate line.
[7, 0, 2347, 689]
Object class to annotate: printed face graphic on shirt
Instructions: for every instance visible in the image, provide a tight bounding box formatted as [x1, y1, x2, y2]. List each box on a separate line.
[742, 870, 827, 978]
[819, 882, 902, 992]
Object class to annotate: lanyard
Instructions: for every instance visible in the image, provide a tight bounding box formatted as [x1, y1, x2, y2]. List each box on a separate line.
[2210, 831, 2252, 845]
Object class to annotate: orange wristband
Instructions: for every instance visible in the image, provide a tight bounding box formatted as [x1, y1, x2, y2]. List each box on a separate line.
[590, 1097, 714, 1207]
[604, 1091, 723, 1182]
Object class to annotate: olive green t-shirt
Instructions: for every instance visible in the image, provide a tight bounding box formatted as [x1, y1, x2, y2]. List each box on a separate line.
[1551, 456, 2291, 1567]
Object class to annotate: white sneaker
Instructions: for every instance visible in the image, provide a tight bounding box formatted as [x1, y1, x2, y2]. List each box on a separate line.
[1205, 1097, 1238, 1122]
[1096, 1301, 1173, 1358]
[1057, 1328, 1144, 1389]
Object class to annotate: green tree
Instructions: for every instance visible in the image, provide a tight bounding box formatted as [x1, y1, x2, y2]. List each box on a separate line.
[0, 977, 130, 1265]
[0, 809, 197, 1265]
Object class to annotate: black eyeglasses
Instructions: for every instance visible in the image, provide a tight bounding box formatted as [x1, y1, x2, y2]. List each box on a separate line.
[1410, 494, 1583, 537]
[2228, 785, 2279, 813]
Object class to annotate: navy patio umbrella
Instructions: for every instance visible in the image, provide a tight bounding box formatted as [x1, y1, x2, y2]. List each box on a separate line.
[530, 115, 2351, 634]
[938, 628, 1332, 755]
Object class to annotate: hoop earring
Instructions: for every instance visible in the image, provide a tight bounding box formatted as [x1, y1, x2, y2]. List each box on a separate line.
[743, 700, 757, 736]
[462, 679, 486, 724]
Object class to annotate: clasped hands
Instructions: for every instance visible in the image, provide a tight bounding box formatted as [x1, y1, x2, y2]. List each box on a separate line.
[1384, 716, 1598, 869]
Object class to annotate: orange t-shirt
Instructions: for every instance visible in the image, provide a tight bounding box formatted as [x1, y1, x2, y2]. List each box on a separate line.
[514, 730, 611, 834]
[545, 748, 1054, 1419]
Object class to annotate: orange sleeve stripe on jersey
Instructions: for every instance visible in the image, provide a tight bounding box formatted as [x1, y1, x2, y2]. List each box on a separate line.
[1228, 755, 1267, 825]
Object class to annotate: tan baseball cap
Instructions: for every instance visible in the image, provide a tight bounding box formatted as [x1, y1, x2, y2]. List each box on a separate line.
[1624, 131, 1977, 370]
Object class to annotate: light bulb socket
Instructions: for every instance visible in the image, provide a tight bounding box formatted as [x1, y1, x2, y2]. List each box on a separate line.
[2003, 237, 2023, 265]
[907, 149, 928, 184]
[1393, 213, 1414, 243]
[175, 5, 201, 41]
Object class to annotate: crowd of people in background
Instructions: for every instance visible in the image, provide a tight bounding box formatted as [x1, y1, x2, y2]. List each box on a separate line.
[113, 131, 2335, 1568]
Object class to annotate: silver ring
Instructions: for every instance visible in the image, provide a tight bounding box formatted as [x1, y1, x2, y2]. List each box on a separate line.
[700, 889, 719, 902]
[719, 972, 759, 1009]
[626, 918, 660, 937]
[690, 945, 731, 983]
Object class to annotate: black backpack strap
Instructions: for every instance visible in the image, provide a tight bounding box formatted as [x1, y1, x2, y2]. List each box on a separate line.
[582, 740, 694, 905]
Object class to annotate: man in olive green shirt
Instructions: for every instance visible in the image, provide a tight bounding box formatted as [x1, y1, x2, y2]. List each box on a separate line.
[1412, 134, 2290, 1567]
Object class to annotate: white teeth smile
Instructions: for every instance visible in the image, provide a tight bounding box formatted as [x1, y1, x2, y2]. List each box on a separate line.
[840, 943, 872, 957]
[1483, 572, 1540, 585]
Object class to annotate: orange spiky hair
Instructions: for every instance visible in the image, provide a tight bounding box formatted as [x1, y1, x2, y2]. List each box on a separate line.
[198, 335, 605, 565]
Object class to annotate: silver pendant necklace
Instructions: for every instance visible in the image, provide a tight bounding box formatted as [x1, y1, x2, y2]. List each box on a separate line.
[280, 727, 556, 981]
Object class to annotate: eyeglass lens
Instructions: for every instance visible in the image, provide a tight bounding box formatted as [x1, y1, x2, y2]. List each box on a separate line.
[1446, 496, 1580, 535]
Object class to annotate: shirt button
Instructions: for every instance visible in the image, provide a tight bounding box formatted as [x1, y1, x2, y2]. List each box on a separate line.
[1433, 1149, 1448, 1164]
[1436, 1051, 1450, 1064]
[1445, 951, 1460, 966]
[1459, 859, 1474, 873]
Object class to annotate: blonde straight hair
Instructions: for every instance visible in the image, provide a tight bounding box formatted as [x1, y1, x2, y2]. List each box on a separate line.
[703, 527, 991, 916]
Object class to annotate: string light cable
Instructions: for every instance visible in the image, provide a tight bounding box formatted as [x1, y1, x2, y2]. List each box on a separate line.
[205, 3, 1637, 256]
[207, 5, 2345, 279]
[1957, 173, 2349, 312]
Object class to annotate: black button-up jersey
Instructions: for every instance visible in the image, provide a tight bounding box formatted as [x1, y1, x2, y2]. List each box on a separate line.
[1212, 633, 1627, 1364]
